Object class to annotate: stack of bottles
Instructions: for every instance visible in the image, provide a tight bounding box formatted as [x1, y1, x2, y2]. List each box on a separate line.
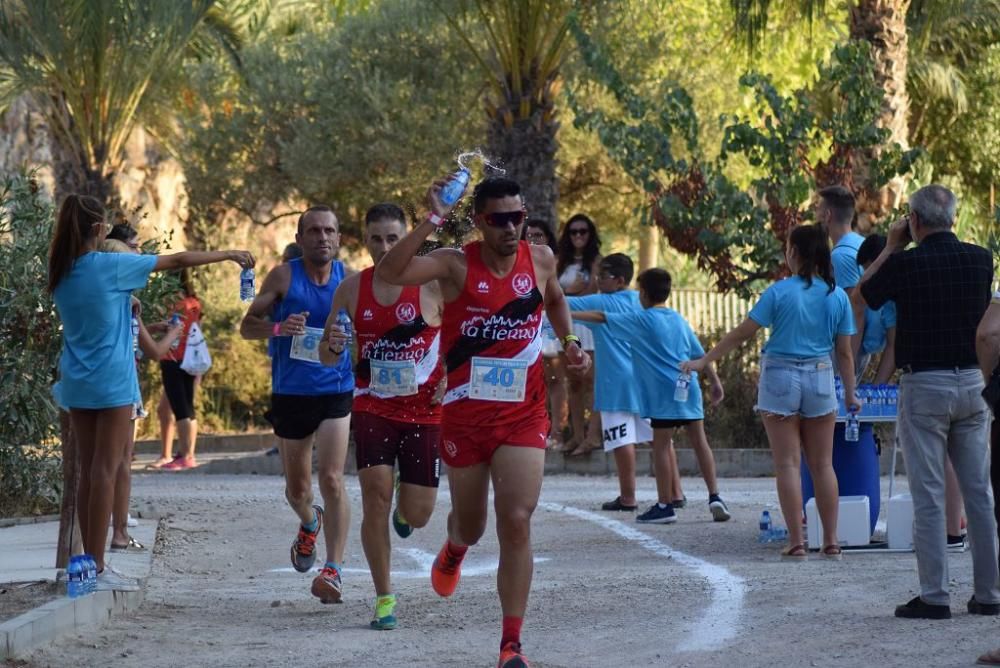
[834, 380, 899, 420]
[66, 554, 97, 598]
[757, 510, 789, 544]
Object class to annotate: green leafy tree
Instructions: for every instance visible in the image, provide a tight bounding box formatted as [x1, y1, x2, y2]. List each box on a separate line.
[0, 0, 242, 203]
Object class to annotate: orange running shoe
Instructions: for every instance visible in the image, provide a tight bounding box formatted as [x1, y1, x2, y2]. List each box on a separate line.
[497, 641, 529, 668]
[430, 542, 465, 597]
[311, 565, 342, 604]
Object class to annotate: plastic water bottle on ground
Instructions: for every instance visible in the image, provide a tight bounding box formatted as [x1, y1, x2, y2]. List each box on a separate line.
[758, 510, 772, 543]
[83, 554, 97, 594]
[66, 556, 85, 598]
[439, 168, 471, 207]
[674, 372, 691, 403]
[240, 268, 255, 303]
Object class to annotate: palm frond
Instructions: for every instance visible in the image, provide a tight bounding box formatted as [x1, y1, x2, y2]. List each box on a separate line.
[908, 58, 967, 112]
[729, 0, 827, 58]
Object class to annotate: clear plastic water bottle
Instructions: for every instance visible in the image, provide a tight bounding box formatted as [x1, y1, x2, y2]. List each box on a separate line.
[439, 167, 470, 207]
[336, 309, 352, 347]
[758, 510, 772, 543]
[131, 315, 141, 358]
[771, 525, 788, 542]
[674, 372, 691, 402]
[887, 384, 898, 418]
[240, 268, 255, 302]
[845, 410, 860, 442]
[83, 554, 97, 594]
[168, 313, 182, 350]
[66, 556, 85, 598]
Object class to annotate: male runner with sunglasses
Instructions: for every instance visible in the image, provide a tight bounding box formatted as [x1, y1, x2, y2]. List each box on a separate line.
[377, 176, 590, 668]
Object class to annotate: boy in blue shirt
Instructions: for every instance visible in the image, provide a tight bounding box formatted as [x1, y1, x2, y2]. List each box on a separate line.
[573, 269, 730, 524]
[566, 253, 647, 512]
[854, 234, 897, 384]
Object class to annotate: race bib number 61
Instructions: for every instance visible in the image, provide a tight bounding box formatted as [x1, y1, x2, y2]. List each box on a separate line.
[469, 357, 528, 402]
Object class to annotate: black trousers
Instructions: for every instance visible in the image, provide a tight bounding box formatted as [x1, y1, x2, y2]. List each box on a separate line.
[993, 419, 1000, 576]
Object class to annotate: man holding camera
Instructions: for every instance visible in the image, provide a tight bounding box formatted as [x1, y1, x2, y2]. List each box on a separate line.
[858, 184, 1000, 620]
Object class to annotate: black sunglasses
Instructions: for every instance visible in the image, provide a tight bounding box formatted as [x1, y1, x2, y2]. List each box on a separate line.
[483, 210, 527, 228]
[569, 228, 589, 236]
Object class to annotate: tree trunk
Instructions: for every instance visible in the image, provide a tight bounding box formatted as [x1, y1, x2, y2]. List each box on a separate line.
[849, 0, 912, 226]
[56, 410, 80, 569]
[638, 224, 658, 272]
[486, 110, 560, 228]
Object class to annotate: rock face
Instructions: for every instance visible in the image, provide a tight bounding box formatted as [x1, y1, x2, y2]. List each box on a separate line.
[0, 96, 189, 248]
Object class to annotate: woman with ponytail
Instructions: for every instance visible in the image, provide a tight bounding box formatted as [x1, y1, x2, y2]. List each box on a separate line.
[682, 225, 859, 561]
[48, 194, 255, 590]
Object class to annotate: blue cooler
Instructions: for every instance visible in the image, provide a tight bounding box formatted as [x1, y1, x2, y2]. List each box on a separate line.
[801, 422, 880, 536]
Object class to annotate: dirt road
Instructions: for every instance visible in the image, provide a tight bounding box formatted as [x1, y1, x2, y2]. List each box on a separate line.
[23, 473, 998, 667]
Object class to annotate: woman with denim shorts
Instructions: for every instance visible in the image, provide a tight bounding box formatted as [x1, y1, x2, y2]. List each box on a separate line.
[683, 225, 860, 560]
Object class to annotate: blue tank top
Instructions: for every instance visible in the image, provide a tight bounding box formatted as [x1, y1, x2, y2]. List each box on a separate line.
[271, 258, 353, 395]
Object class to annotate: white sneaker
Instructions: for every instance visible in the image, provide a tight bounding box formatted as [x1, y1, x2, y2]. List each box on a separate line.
[96, 566, 140, 592]
[127, 513, 138, 528]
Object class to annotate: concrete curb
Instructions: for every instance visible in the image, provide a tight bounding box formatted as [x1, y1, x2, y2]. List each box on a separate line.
[135, 432, 272, 455]
[0, 515, 59, 529]
[0, 521, 159, 660]
[189, 445, 907, 478]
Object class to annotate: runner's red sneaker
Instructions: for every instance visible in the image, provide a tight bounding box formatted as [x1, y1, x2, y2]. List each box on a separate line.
[311, 565, 342, 604]
[430, 541, 465, 597]
[497, 641, 529, 668]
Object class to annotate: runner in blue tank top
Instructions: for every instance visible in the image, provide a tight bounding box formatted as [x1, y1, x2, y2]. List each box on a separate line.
[240, 206, 354, 604]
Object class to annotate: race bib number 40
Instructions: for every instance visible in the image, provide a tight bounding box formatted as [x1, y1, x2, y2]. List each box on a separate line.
[469, 357, 528, 402]
[369, 359, 418, 396]
[289, 326, 325, 364]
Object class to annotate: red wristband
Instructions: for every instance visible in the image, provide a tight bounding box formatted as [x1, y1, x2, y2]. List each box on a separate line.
[272, 322, 281, 337]
[427, 212, 445, 228]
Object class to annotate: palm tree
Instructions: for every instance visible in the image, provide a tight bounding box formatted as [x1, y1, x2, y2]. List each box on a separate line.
[433, 0, 580, 226]
[0, 0, 242, 204]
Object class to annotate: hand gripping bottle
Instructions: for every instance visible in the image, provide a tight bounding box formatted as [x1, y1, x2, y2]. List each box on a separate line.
[439, 168, 471, 207]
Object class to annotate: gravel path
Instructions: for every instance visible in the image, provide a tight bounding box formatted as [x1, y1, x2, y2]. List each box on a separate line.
[23, 473, 998, 668]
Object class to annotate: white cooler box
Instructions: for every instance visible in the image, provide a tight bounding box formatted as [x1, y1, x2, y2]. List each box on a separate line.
[887, 493, 914, 550]
[806, 495, 871, 548]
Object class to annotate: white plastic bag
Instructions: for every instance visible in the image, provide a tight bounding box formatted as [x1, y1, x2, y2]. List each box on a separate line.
[180, 321, 212, 376]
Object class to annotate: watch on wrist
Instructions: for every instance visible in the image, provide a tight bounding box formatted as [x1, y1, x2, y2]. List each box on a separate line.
[561, 333, 581, 349]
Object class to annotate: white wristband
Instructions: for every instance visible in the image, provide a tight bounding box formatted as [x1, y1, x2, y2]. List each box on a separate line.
[427, 212, 445, 228]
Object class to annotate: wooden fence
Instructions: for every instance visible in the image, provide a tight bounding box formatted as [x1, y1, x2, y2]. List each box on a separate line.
[667, 288, 755, 335]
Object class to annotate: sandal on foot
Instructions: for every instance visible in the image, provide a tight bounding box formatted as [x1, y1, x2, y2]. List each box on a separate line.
[109, 536, 146, 553]
[781, 544, 808, 561]
[821, 544, 843, 560]
[978, 649, 1000, 666]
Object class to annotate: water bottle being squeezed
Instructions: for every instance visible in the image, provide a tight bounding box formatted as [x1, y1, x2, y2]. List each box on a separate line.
[439, 168, 471, 207]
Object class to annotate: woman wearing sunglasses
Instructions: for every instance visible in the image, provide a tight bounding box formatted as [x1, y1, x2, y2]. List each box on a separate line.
[556, 214, 602, 456]
[523, 219, 569, 450]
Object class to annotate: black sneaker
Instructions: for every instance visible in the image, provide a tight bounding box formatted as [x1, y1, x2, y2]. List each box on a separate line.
[601, 496, 638, 511]
[947, 534, 967, 552]
[708, 495, 732, 522]
[894, 596, 951, 619]
[636, 503, 677, 524]
[968, 596, 1000, 616]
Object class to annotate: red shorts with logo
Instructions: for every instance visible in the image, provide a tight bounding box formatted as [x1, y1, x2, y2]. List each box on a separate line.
[440, 415, 550, 468]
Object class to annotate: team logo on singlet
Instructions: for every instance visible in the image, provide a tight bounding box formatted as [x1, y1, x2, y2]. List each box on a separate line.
[395, 302, 417, 324]
[477, 280, 490, 294]
[511, 272, 533, 297]
[362, 308, 374, 320]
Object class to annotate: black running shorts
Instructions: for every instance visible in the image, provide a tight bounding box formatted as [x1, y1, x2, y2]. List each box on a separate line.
[265, 391, 352, 440]
[353, 411, 441, 488]
[160, 360, 196, 421]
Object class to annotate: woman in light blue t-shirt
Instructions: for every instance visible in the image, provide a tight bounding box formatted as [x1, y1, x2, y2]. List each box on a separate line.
[48, 194, 254, 590]
[683, 225, 860, 561]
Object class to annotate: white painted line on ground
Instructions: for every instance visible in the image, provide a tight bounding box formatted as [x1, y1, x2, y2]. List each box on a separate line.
[268, 547, 549, 580]
[539, 502, 745, 653]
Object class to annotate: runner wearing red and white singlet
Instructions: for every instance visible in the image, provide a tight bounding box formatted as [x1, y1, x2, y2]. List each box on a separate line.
[376, 177, 590, 668]
[320, 203, 445, 631]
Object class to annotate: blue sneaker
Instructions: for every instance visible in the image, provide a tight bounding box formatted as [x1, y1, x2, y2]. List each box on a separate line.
[709, 495, 732, 522]
[636, 503, 677, 524]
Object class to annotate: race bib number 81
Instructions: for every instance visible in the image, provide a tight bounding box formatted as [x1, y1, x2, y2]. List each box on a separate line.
[469, 357, 528, 402]
[369, 359, 418, 396]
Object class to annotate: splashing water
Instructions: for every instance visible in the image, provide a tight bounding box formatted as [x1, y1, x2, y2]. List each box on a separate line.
[456, 150, 505, 176]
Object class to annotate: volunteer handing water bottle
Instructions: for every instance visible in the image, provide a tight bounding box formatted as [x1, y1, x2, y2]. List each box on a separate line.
[681, 225, 859, 561]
